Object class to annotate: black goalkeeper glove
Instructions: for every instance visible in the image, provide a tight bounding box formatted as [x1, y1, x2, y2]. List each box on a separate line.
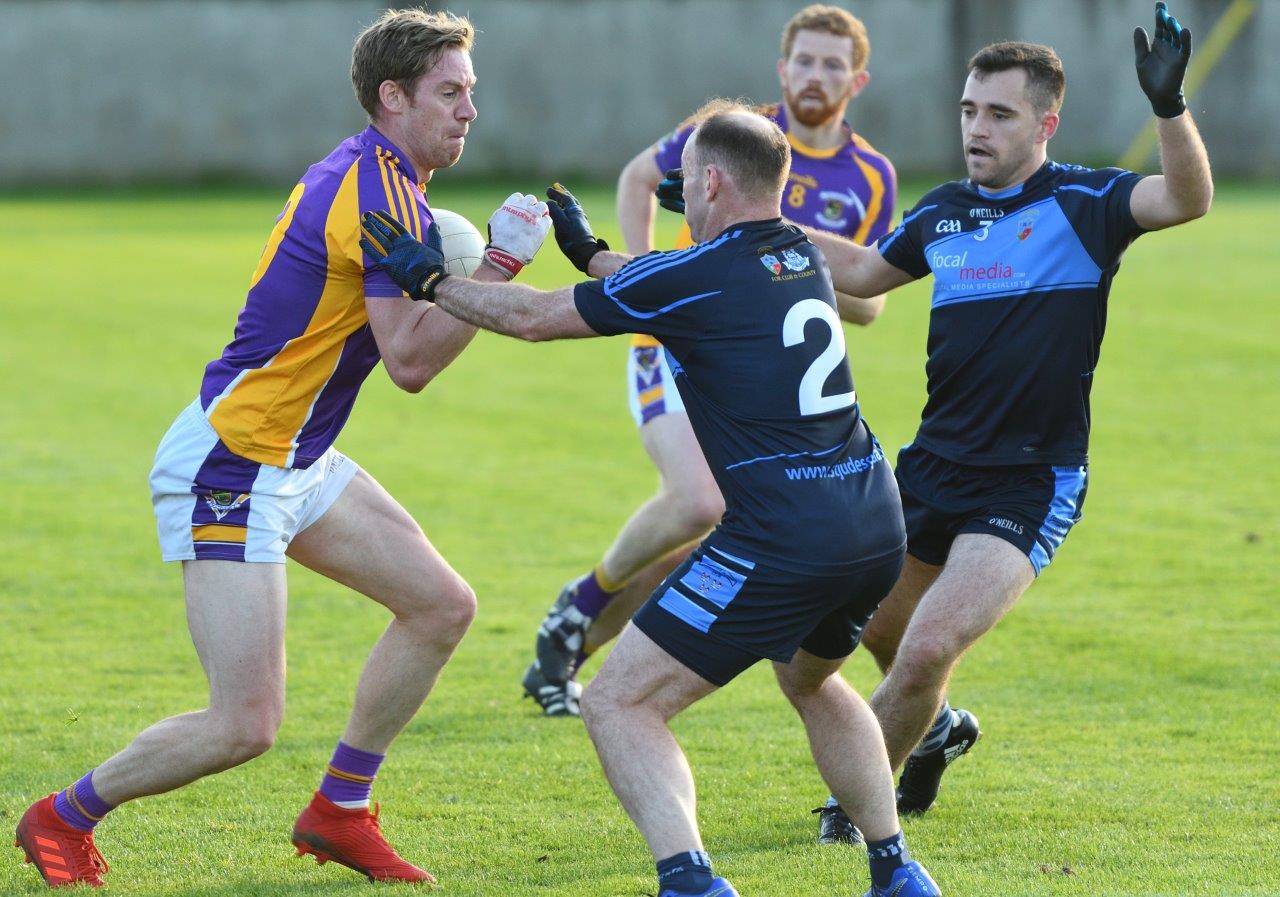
[656, 168, 685, 214]
[546, 182, 609, 274]
[359, 210, 449, 301]
[1134, 1, 1192, 118]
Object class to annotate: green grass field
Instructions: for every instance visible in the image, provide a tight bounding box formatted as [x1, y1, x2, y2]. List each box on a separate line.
[1, 180, 1277, 897]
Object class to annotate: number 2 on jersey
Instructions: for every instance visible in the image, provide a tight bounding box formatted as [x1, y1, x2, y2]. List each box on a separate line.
[782, 298, 856, 416]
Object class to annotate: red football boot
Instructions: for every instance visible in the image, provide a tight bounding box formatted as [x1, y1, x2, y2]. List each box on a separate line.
[291, 791, 436, 884]
[14, 793, 109, 888]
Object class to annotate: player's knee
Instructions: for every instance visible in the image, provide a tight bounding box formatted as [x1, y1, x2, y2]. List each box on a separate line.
[437, 578, 478, 642]
[894, 630, 961, 685]
[402, 574, 476, 646]
[671, 485, 725, 536]
[216, 704, 282, 765]
[859, 620, 901, 671]
[579, 676, 628, 731]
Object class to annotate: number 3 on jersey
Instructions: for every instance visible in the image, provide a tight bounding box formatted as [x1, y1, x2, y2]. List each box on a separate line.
[783, 298, 856, 416]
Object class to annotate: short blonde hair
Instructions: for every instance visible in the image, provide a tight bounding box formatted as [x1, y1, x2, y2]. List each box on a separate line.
[781, 4, 870, 72]
[351, 8, 475, 119]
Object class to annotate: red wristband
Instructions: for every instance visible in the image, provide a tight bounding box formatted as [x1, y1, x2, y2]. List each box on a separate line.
[483, 246, 524, 278]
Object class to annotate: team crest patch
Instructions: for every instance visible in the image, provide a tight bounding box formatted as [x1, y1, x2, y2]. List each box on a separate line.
[1017, 208, 1041, 241]
[760, 253, 782, 275]
[823, 199, 845, 220]
[782, 248, 811, 272]
[204, 490, 250, 521]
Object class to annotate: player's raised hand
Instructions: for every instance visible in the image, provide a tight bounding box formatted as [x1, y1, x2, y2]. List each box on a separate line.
[1134, 1, 1191, 118]
[360, 210, 448, 301]
[546, 182, 610, 274]
[656, 168, 685, 215]
[485, 193, 552, 279]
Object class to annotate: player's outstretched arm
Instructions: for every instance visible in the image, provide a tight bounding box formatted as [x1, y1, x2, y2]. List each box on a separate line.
[360, 210, 596, 343]
[834, 291, 887, 326]
[801, 225, 915, 299]
[616, 144, 666, 254]
[1129, 2, 1213, 230]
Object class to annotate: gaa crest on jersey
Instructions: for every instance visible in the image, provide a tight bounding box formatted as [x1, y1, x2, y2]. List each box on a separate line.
[782, 249, 811, 272]
[204, 490, 250, 521]
[760, 253, 783, 275]
[1017, 208, 1041, 241]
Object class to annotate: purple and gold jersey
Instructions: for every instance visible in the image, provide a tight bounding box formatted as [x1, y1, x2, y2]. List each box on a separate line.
[653, 102, 896, 246]
[634, 102, 895, 350]
[199, 125, 431, 469]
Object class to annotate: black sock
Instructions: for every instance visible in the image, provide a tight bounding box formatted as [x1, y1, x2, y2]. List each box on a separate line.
[656, 850, 714, 894]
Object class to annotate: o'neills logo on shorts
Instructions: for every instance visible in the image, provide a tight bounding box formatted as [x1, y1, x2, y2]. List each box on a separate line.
[987, 516, 1024, 534]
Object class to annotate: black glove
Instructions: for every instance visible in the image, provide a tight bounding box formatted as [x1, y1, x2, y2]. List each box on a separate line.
[656, 168, 685, 214]
[1134, 1, 1192, 118]
[359, 211, 449, 301]
[546, 182, 609, 274]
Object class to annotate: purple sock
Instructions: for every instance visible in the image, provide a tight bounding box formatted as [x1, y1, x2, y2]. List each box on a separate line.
[569, 567, 623, 619]
[319, 741, 384, 807]
[53, 771, 114, 832]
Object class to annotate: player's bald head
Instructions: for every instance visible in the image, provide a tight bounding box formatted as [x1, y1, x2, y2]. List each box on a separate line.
[687, 101, 791, 198]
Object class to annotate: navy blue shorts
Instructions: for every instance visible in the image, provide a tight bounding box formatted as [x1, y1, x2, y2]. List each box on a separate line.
[895, 443, 1088, 576]
[632, 543, 905, 686]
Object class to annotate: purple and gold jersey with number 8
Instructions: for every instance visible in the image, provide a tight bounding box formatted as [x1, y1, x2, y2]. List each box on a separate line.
[635, 102, 895, 349]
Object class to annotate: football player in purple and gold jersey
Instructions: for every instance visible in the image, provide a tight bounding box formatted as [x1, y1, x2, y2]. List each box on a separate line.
[14, 9, 550, 889]
[522, 5, 897, 722]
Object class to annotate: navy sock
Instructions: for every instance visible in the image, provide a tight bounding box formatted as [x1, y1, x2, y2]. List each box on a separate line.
[866, 831, 910, 890]
[657, 850, 714, 894]
[912, 700, 955, 757]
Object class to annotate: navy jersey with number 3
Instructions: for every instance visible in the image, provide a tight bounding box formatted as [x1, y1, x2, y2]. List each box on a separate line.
[575, 219, 905, 575]
[877, 160, 1146, 466]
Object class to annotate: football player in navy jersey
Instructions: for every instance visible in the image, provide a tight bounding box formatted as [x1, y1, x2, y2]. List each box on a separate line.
[781, 3, 1212, 827]
[360, 104, 941, 897]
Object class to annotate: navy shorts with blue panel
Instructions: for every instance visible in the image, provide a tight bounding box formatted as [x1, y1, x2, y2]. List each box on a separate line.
[896, 443, 1087, 576]
[633, 543, 904, 686]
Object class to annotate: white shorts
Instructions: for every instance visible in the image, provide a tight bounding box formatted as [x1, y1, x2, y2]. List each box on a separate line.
[627, 342, 685, 427]
[150, 400, 360, 563]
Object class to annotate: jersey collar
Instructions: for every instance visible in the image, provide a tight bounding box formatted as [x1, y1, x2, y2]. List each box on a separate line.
[968, 159, 1054, 200]
[362, 124, 421, 187]
[775, 102, 853, 160]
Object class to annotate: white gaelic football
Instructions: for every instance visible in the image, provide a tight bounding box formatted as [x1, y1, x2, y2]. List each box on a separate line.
[431, 208, 485, 277]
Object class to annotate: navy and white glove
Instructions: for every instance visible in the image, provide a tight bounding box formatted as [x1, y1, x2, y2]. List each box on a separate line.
[485, 192, 552, 279]
[656, 168, 685, 215]
[359, 211, 448, 301]
[546, 182, 609, 274]
[1134, 1, 1192, 118]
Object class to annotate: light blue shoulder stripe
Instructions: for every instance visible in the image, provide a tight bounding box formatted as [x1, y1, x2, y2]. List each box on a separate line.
[879, 203, 938, 253]
[601, 288, 722, 320]
[607, 229, 742, 291]
[1056, 171, 1128, 198]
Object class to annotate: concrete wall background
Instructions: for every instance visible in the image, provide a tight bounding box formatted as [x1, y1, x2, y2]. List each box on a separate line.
[0, 0, 1274, 186]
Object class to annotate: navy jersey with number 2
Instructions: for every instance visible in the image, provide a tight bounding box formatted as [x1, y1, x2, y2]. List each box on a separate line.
[575, 218, 905, 575]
